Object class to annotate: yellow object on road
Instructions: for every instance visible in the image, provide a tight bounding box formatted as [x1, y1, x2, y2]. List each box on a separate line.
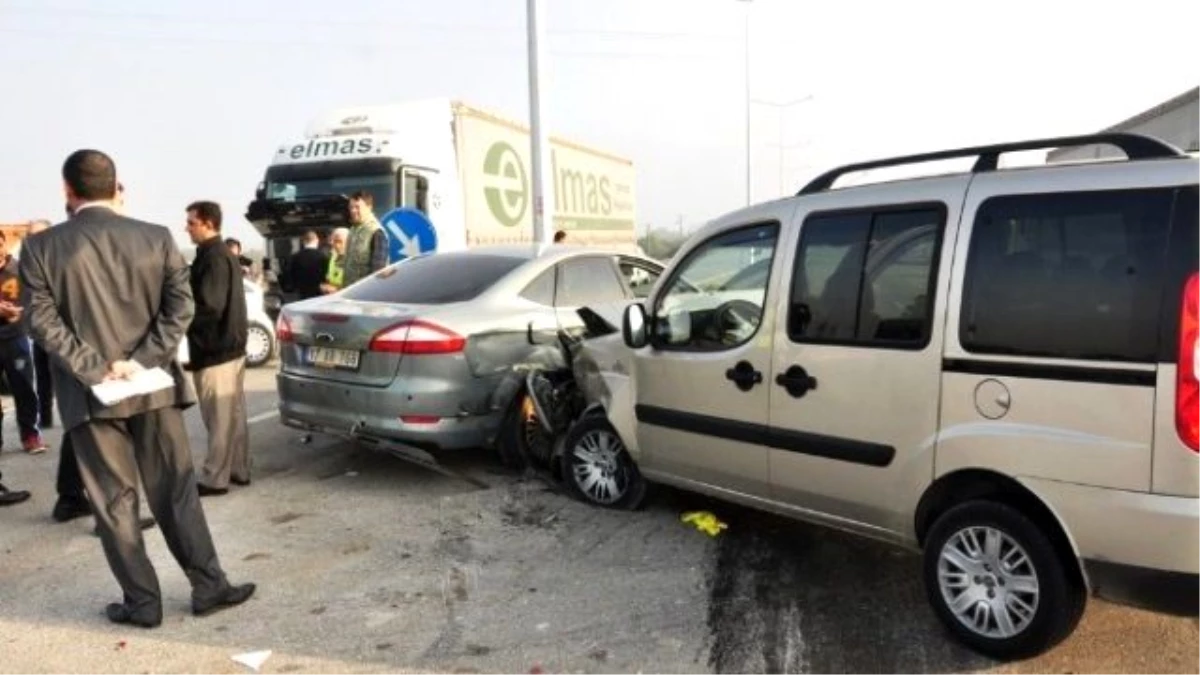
[681, 511, 728, 537]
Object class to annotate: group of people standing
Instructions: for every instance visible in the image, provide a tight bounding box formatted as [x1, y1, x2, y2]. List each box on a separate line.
[278, 190, 388, 301]
[0, 149, 255, 627]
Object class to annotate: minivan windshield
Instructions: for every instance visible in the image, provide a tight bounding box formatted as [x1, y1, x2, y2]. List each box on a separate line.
[340, 253, 527, 305]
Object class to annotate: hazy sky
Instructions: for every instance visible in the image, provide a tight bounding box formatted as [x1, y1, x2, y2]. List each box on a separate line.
[1, 0, 1196, 248]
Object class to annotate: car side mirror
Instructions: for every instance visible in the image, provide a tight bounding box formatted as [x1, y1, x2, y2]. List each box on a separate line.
[623, 303, 648, 349]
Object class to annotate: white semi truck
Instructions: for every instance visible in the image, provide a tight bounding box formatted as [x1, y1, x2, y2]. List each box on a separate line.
[246, 98, 638, 315]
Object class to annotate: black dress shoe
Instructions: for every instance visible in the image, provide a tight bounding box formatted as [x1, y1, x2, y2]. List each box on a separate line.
[0, 485, 30, 507]
[197, 484, 229, 497]
[52, 497, 92, 522]
[230, 477, 251, 487]
[105, 602, 162, 628]
[92, 517, 156, 537]
[193, 582, 256, 617]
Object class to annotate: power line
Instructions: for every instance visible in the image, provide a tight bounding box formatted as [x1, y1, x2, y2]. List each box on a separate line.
[0, 26, 737, 60]
[1, 5, 741, 41]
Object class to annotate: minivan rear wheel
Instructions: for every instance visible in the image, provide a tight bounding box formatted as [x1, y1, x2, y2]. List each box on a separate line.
[923, 500, 1085, 660]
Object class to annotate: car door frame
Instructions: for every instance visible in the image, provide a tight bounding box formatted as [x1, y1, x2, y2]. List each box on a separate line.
[629, 212, 791, 498]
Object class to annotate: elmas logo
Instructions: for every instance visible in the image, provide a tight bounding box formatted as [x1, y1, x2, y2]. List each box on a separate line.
[279, 137, 387, 161]
[482, 141, 528, 228]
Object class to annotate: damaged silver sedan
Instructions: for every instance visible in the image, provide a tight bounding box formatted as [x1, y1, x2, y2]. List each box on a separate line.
[274, 245, 662, 462]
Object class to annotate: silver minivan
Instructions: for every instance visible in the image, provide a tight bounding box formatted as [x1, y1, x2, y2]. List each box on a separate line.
[560, 133, 1199, 659]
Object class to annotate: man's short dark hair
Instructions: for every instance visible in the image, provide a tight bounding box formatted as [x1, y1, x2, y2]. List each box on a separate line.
[186, 200, 223, 231]
[553, 230, 567, 243]
[224, 237, 241, 249]
[349, 190, 374, 206]
[62, 149, 118, 201]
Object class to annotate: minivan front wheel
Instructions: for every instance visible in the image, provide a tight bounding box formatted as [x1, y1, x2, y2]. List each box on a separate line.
[923, 500, 1085, 660]
[561, 415, 646, 510]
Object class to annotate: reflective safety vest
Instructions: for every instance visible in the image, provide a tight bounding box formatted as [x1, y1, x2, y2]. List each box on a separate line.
[325, 251, 345, 289]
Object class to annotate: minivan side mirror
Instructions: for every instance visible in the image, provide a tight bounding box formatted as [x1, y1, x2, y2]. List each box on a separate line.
[623, 303, 648, 349]
[254, 181, 267, 201]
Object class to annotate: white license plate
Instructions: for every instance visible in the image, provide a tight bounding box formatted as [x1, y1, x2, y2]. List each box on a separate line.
[307, 346, 361, 370]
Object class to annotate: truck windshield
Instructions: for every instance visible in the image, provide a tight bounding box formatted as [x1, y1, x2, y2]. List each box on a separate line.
[266, 173, 395, 217]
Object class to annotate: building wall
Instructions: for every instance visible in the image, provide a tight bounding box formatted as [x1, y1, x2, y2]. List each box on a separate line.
[1047, 88, 1199, 162]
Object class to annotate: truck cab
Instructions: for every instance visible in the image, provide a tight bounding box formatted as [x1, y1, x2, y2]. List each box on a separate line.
[245, 100, 462, 318]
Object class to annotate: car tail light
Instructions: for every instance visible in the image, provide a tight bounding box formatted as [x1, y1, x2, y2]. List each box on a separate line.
[1177, 272, 1198, 452]
[276, 314, 294, 343]
[369, 320, 465, 355]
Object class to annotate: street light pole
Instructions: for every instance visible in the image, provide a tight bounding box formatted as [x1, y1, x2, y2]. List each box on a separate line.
[527, 0, 554, 252]
[752, 95, 815, 194]
[741, 0, 752, 206]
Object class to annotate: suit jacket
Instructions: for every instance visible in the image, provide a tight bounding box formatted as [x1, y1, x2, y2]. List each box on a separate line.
[18, 206, 196, 431]
[285, 246, 329, 300]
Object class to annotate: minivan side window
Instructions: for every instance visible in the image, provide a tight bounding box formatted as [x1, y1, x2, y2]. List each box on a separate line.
[788, 206, 945, 347]
[651, 223, 779, 351]
[960, 188, 1175, 362]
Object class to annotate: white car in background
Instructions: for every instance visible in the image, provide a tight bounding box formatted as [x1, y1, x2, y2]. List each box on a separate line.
[178, 279, 277, 368]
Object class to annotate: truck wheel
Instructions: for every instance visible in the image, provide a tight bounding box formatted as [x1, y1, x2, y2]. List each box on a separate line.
[561, 415, 646, 510]
[922, 500, 1085, 660]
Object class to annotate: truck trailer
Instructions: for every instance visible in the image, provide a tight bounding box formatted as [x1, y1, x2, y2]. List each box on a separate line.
[246, 98, 638, 314]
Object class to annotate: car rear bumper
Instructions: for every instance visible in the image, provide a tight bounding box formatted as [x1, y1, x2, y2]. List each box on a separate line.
[276, 371, 500, 451]
[1020, 476, 1199, 615]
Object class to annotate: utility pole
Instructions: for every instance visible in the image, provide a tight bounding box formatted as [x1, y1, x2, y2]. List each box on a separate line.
[526, 0, 554, 252]
[752, 95, 814, 195]
[739, 0, 752, 206]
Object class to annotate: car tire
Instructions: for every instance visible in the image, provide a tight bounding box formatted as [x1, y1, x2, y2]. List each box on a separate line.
[922, 500, 1086, 661]
[245, 322, 275, 368]
[560, 414, 647, 510]
[496, 392, 534, 471]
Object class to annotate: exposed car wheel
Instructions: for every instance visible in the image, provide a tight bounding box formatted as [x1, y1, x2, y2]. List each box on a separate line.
[245, 322, 275, 368]
[561, 414, 646, 510]
[923, 500, 1085, 661]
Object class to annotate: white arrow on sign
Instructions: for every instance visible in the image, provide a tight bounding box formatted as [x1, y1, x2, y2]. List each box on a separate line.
[383, 220, 423, 258]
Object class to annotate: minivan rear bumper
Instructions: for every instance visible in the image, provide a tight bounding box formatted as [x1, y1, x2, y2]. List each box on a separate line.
[1021, 477, 1199, 615]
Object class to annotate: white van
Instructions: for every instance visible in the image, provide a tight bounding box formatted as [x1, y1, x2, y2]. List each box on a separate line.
[558, 133, 1199, 659]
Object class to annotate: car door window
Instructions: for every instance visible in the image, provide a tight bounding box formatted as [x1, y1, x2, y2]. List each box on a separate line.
[789, 206, 944, 348]
[619, 260, 661, 299]
[653, 223, 779, 351]
[520, 267, 556, 306]
[555, 257, 627, 307]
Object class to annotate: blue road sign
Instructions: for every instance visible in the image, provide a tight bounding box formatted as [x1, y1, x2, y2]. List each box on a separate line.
[379, 207, 439, 263]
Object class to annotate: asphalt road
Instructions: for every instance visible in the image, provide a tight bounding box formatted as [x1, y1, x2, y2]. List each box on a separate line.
[0, 366, 1196, 673]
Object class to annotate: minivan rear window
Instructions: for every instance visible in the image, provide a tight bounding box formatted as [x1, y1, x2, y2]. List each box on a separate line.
[960, 187, 1175, 362]
[341, 253, 526, 304]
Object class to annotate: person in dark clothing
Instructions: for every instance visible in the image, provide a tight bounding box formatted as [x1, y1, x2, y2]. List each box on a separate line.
[0, 230, 46, 454]
[187, 202, 251, 496]
[27, 220, 54, 428]
[283, 230, 329, 301]
[223, 237, 254, 280]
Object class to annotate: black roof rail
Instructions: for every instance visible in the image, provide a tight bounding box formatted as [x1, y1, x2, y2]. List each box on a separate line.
[797, 132, 1185, 195]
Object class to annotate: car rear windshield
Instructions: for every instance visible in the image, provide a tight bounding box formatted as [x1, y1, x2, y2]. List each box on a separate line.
[340, 253, 526, 304]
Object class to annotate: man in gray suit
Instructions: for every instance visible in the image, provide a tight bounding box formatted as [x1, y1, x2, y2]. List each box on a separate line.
[19, 149, 255, 628]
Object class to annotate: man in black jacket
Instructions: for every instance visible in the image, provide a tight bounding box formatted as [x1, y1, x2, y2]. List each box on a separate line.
[283, 229, 328, 302]
[185, 201, 250, 496]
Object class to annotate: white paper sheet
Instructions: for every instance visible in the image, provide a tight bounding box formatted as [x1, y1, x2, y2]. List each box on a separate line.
[89, 367, 175, 406]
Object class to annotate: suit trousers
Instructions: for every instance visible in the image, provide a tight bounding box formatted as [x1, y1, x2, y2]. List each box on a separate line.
[192, 357, 250, 489]
[71, 406, 229, 613]
[33, 343, 53, 423]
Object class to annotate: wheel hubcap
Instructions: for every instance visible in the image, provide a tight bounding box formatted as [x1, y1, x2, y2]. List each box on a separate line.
[246, 326, 271, 364]
[570, 428, 628, 505]
[937, 525, 1040, 639]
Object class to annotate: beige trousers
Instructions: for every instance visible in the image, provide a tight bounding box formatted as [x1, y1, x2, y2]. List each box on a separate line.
[192, 357, 250, 489]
